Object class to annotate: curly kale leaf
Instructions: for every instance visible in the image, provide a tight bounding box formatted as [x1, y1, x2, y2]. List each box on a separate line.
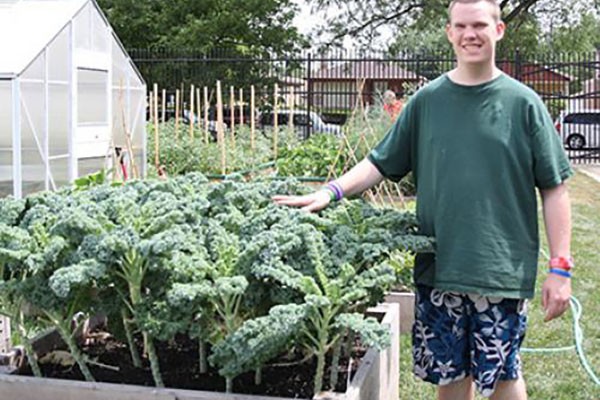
[167, 282, 215, 305]
[342, 263, 396, 305]
[0, 197, 26, 226]
[214, 276, 248, 298]
[49, 208, 106, 245]
[335, 313, 390, 351]
[0, 224, 32, 267]
[209, 303, 307, 378]
[49, 259, 106, 298]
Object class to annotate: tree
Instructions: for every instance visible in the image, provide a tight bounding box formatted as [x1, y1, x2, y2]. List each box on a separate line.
[544, 13, 600, 53]
[307, 0, 599, 54]
[97, 0, 309, 56]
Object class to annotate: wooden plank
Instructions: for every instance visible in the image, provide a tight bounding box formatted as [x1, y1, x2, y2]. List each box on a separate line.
[0, 375, 175, 400]
[0, 374, 296, 400]
[384, 291, 415, 334]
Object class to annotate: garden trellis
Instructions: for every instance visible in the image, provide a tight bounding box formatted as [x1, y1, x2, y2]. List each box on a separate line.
[0, 0, 146, 199]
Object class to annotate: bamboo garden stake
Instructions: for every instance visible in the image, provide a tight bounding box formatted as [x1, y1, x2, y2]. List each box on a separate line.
[175, 89, 180, 139]
[196, 87, 201, 132]
[250, 85, 256, 151]
[239, 88, 244, 126]
[216, 81, 226, 175]
[203, 86, 209, 144]
[189, 84, 195, 139]
[229, 86, 235, 139]
[273, 84, 279, 159]
[288, 87, 294, 130]
[153, 83, 160, 169]
[161, 89, 166, 124]
[117, 81, 138, 179]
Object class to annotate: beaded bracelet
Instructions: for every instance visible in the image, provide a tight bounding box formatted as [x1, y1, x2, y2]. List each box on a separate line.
[326, 181, 344, 201]
[549, 268, 572, 279]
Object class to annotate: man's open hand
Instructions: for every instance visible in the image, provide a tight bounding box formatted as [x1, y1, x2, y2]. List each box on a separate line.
[272, 190, 331, 213]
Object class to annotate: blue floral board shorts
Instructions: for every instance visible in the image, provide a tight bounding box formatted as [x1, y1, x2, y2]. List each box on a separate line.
[412, 285, 528, 398]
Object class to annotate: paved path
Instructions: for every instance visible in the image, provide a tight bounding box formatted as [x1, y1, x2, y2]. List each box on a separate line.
[576, 165, 600, 183]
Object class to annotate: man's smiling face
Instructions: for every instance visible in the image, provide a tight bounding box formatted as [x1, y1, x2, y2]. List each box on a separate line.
[446, 1, 505, 67]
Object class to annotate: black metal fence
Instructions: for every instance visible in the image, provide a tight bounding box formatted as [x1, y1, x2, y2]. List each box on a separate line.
[129, 48, 600, 163]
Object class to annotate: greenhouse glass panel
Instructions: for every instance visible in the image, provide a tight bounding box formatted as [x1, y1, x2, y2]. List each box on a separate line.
[22, 149, 45, 196]
[111, 37, 130, 85]
[78, 157, 106, 177]
[91, 6, 108, 53]
[50, 157, 69, 189]
[20, 81, 45, 155]
[48, 26, 70, 82]
[78, 68, 108, 124]
[74, 2, 91, 50]
[48, 84, 69, 157]
[21, 81, 46, 195]
[0, 81, 12, 197]
[111, 88, 126, 145]
[21, 51, 44, 81]
[131, 89, 145, 149]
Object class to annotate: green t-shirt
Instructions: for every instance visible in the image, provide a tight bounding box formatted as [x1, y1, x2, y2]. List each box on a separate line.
[368, 73, 573, 299]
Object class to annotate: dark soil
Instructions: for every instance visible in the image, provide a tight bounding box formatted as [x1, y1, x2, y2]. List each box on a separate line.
[20, 333, 366, 399]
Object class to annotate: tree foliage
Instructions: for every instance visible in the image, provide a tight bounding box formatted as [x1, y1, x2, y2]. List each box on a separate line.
[97, 0, 309, 55]
[307, 0, 599, 55]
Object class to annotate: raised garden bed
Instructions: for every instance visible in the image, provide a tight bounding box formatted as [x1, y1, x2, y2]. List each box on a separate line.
[0, 176, 433, 399]
[0, 303, 399, 400]
[384, 291, 415, 334]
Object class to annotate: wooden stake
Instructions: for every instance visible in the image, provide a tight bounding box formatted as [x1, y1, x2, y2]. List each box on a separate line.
[117, 80, 137, 180]
[189, 84, 195, 139]
[175, 89, 180, 139]
[196, 87, 201, 132]
[161, 89, 166, 124]
[216, 81, 226, 175]
[250, 85, 255, 151]
[153, 83, 159, 169]
[203, 86, 209, 144]
[273, 83, 279, 160]
[239, 88, 244, 126]
[229, 86, 235, 139]
[288, 87, 294, 130]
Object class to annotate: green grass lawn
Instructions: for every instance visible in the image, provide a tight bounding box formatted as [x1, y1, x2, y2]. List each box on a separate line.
[398, 170, 600, 399]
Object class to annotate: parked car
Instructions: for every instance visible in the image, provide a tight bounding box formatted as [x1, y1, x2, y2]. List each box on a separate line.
[258, 109, 342, 139]
[555, 109, 600, 150]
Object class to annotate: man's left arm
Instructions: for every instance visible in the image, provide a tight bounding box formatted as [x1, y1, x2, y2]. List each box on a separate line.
[540, 182, 572, 322]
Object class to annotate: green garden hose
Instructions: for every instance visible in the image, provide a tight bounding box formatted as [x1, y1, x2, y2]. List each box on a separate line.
[521, 296, 600, 386]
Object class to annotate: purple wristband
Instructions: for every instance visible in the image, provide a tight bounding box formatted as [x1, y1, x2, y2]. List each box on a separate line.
[327, 181, 343, 201]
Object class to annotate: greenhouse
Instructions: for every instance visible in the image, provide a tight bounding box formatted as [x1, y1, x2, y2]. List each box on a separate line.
[0, 0, 146, 198]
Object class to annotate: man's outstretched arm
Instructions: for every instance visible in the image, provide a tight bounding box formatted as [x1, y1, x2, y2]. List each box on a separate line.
[272, 158, 385, 212]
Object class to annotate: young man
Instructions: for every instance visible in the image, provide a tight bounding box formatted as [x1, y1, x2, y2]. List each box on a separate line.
[273, 0, 573, 398]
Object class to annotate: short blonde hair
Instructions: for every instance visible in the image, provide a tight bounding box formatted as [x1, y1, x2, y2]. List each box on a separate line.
[448, 0, 501, 22]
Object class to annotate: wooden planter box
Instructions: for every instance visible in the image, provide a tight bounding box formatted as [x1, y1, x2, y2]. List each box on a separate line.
[0, 304, 399, 400]
[384, 291, 415, 334]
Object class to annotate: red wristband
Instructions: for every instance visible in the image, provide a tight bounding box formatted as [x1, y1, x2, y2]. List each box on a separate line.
[549, 256, 574, 271]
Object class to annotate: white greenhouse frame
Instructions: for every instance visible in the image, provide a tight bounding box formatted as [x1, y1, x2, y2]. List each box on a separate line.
[0, 0, 146, 199]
